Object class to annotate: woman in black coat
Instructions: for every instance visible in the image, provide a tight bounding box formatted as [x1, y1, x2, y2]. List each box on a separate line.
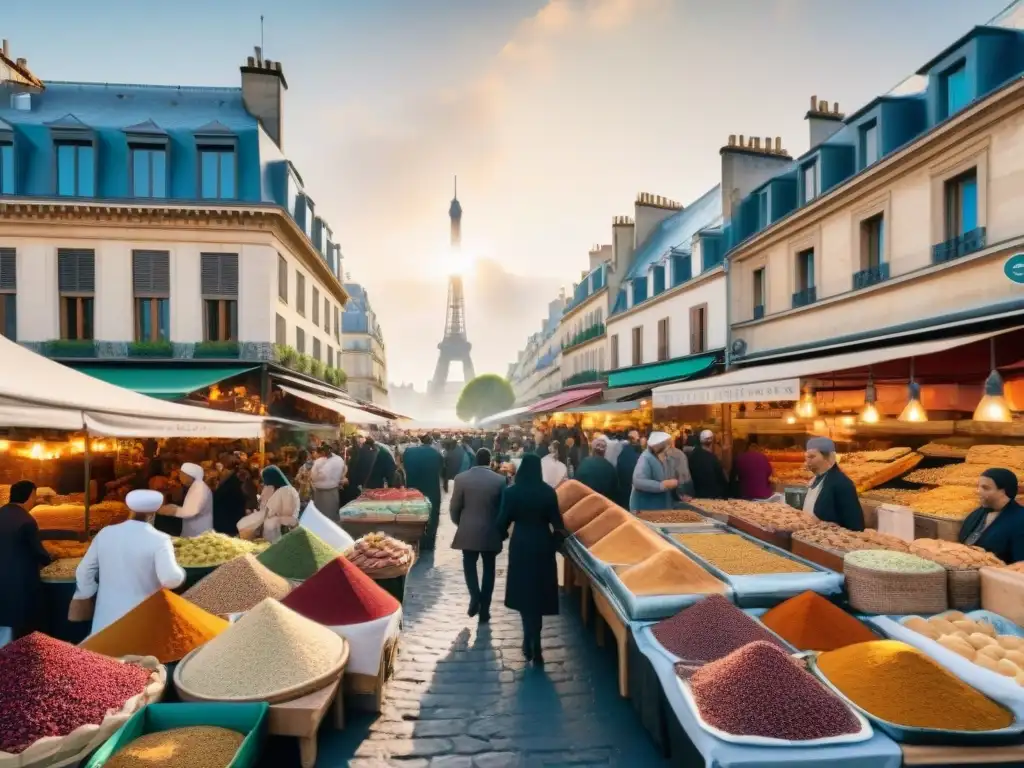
[496, 453, 566, 664]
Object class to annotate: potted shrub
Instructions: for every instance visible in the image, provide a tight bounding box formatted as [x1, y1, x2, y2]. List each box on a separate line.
[128, 340, 173, 358]
[45, 339, 96, 358]
[193, 341, 240, 359]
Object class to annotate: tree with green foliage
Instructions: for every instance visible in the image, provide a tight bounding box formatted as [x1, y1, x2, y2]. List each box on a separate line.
[456, 374, 516, 423]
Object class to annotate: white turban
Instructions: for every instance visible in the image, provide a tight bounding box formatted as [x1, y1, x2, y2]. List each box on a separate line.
[180, 462, 205, 482]
[648, 431, 671, 447]
[700, 430, 714, 442]
[591, 434, 608, 448]
[126, 489, 164, 514]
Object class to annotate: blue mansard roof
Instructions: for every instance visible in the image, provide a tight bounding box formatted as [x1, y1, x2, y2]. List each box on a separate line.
[625, 184, 722, 281]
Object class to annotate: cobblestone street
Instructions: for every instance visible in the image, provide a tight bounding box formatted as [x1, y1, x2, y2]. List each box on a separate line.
[314, 498, 667, 767]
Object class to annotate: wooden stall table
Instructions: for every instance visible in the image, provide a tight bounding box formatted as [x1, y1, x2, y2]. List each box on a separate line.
[268, 675, 344, 768]
[578, 566, 593, 628]
[344, 637, 398, 714]
[592, 588, 630, 699]
[902, 743, 1024, 765]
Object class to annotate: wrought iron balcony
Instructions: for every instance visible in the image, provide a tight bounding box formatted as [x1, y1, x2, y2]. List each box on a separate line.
[561, 323, 606, 351]
[853, 262, 890, 290]
[562, 369, 601, 387]
[931, 227, 986, 265]
[791, 286, 817, 309]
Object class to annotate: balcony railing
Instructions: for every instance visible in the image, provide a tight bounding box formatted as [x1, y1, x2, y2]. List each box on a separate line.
[563, 369, 601, 387]
[753, 304, 765, 320]
[931, 227, 986, 265]
[561, 323, 605, 351]
[853, 262, 890, 290]
[791, 286, 817, 309]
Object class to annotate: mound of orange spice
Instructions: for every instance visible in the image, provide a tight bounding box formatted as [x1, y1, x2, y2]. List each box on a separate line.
[760, 591, 876, 652]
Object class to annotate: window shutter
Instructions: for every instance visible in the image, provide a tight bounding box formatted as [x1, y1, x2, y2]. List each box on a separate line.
[200, 253, 239, 298]
[689, 307, 698, 354]
[58, 249, 95, 293]
[132, 250, 170, 294]
[0, 248, 16, 291]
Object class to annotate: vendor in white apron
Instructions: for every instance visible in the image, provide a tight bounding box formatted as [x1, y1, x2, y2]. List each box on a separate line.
[158, 462, 214, 538]
[74, 490, 186, 636]
[802, 437, 864, 531]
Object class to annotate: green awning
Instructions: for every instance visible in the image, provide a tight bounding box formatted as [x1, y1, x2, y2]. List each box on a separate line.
[606, 353, 716, 389]
[75, 365, 257, 400]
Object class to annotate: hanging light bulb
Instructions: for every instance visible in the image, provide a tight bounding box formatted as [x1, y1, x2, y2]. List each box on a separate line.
[795, 388, 818, 419]
[860, 371, 881, 424]
[973, 339, 1013, 423]
[899, 382, 928, 422]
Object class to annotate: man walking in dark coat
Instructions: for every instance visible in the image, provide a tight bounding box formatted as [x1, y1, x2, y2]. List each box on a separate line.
[403, 434, 444, 550]
[614, 430, 642, 509]
[690, 429, 729, 499]
[0, 481, 51, 639]
[574, 434, 618, 500]
[450, 448, 506, 623]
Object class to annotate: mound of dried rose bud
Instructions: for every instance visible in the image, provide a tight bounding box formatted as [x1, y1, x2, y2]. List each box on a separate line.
[0, 633, 151, 754]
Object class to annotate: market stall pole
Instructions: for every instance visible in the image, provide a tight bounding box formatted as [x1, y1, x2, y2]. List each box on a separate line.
[592, 587, 630, 698]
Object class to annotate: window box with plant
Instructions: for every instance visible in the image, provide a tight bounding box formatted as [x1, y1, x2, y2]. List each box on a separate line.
[561, 322, 606, 351]
[194, 340, 240, 359]
[45, 339, 96, 358]
[128, 340, 173, 358]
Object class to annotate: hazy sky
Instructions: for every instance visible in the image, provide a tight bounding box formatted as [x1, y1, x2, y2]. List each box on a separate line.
[4, 0, 1011, 386]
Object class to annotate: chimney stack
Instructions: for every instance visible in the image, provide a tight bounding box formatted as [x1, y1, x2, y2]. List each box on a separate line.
[2, 40, 9, 59]
[634, 192, 683, 249]
[241, 45, 288, 149]
[719, 133, 793, 222]
[588, 243, 612, 273]
[806, 94, 845, 150]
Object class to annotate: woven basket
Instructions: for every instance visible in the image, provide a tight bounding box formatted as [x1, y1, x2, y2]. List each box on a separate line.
[361, 553, 416, 581]
[947, 567, 982, 611]
[844, 560, 948, 615]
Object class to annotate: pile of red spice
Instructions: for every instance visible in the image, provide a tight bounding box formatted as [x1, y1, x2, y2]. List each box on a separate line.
[283, 556, 400, 625]
[760, 590, 877, 652]
[684, 640, 861, 741]
[0, 633, 151, 754]
[652, 594, 788, 663]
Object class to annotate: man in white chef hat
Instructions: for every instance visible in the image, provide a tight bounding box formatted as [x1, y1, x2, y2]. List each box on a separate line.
[629, 431, 678, 512]
[74, 489, 186, 636]
[157, 462, 214, 538]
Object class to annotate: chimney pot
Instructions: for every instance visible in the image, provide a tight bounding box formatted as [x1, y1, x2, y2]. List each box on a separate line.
[16, 57, 26, 68]
[765, 136, 771, 151]
[775, 136, 782, 151]
[833, 101, 840, 114]
[752, 137, 760, 149]
[728, 134, 736, 146]
[820, 99, 829, 112]
[247, 56, 255, 66]
[1, 39, 8, 58]
[254, 46, 263, 65]
[265, 59, 273, 69]
[739, 134, 745, 147]
[810, 95, 818, 110]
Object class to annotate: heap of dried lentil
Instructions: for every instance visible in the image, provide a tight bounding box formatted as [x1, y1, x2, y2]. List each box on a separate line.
[105, 726, 244, 768]
[686, 641, 861, 740]
[257, 528, 339, 580]
[183, 553, 292, 616]
[0, 633, 151, 754]
[673, 533, 814, 575]
[178, 598, 345, 700]
[652, 594, 788, 662]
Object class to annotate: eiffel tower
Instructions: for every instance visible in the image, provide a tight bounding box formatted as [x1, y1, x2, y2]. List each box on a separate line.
[429, 178, 476, 397]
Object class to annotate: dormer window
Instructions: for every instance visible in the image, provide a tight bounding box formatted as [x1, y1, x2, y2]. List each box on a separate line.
[194, 121, 237, 200]
[801, 160, 819, 204]
[943, 61, 969, 117]
[859, 120, 879, 168]
[124, 121, 170, 199]
[0, 119, 13, 195]
[758, 189, 770, 228]
[48, 115, 96, 198]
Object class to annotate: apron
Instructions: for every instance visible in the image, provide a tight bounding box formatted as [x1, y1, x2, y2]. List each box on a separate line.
[802, 476, 824, 519]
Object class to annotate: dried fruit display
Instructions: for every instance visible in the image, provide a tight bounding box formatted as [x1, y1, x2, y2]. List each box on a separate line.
[910, 486, 980, 519]
[637, 509, 706, 524]
[918, 442, 970, 459]
[793, 524, 911, 554]
[43, 539, 89, 559]
[860, 489, 919, 506]
[1001, 562, 1024, 575]
[346, 531, 414, 571]
[40, 557, 83, 580]
[847, 448, 912, 463]
[685, 641, 861, 740]
[673, 533, 814, 575]
[173, 532, 269, 567]
[909, 539, 1005, 569]
[772, 451, 922, 491]
[966, 445, 1024, 471]
[690, 499, 819, 533]
[844, 550, 944, 573]
[31, 501, 129, 533]
[903, 613, 1024, 687]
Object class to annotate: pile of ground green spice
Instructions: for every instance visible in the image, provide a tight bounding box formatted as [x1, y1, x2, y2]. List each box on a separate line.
[256, 528, 338, 580]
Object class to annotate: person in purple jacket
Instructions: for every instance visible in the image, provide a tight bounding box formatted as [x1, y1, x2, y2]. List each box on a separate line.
[730, 438, 775, 500]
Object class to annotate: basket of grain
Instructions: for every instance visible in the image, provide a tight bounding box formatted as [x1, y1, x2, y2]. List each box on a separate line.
[909, 540, 1005, 611]
[843, 550, 948, 615]
[173, 599, 350, 705]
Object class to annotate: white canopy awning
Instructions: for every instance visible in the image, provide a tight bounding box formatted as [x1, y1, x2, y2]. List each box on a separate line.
[476, 405, 532, 427]
[277, 385, 389, 426]
[0, 337, 265, 437]
[654, 327, 1017, 407]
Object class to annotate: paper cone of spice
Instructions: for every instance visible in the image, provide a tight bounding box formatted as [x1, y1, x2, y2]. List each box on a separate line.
[183, 553, 292, 617]
[81, 589, 228, 664]
[176, 598, 346, 702]
[283, 556, 402, 676]
[256, 527, 339, 581]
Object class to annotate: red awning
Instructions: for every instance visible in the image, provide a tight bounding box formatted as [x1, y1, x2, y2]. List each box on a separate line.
[528, 387, 603, 414]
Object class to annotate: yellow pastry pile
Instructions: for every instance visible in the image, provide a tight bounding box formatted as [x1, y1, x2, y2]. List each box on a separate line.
[903, 613, 1024, 686]
[794, 523, 910, 554]
[909, 539, 1005, 569]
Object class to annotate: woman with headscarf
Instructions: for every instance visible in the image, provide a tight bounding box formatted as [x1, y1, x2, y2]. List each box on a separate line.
[496, 453, 566, 664]
[541, 441, 568, 488]
[259, 466, 301, 543]
[157, 462, 214, 537]
[959, 468, 1024, 564]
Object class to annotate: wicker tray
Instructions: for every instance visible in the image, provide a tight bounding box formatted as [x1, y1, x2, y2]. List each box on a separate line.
[173, 639, 350, 705]
[358, 551, 416, 581]
[947, 568, 982, 611]
[844, 560, 948, 615]
[790, 537, 846, 573]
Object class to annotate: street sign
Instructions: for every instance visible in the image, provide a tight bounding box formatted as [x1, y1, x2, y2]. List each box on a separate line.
[1006, 253, 1024, 284]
